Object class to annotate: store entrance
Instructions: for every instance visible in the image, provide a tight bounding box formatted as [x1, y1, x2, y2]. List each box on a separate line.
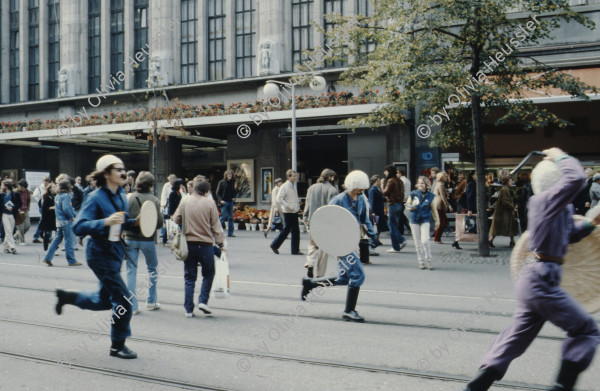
[296, 133, 348, 197]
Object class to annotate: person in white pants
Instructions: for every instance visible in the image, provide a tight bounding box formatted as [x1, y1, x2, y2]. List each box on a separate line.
[405, 176, 435, 270]
[2, 180, 20, 254]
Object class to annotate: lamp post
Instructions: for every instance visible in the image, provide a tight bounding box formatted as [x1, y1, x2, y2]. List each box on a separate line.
[263, 75, 326, 185]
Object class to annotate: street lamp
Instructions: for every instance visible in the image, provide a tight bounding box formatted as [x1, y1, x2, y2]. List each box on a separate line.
[263, 75, 326, 183]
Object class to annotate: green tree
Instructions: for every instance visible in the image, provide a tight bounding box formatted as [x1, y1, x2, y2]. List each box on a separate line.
[313, 0, 598, 256]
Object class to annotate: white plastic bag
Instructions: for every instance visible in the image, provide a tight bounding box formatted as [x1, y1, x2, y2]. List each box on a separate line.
[212, 252, 230, 299]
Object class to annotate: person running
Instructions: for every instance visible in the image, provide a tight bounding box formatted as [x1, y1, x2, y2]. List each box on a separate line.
[302, 169, 338, 277]
[173, 176, 227, 318]
[463, 148, 600, 391]
[301, 170, 377, 322]
[406, 176, 436, 270]
[55, 155, 139, 359]
[270, 169, 303, 255]
[124, 171, 163, 315]
[42, 180, 81, 266]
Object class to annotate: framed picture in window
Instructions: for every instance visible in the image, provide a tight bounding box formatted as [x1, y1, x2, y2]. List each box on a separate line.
[227, 159, 254, 202]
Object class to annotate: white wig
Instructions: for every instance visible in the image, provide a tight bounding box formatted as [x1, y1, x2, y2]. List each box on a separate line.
[344, 170, 370, 192]
[531, 160, 561, 194]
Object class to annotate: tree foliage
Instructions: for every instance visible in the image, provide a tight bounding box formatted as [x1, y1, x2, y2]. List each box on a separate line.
[311, 0, 597, 148]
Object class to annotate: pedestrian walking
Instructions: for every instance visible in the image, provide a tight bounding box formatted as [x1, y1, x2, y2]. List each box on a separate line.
[173, 176, 227, 318]
[397, 168, 412, 234]
[405, 176, 435, 270]
[264, 178, 283, 237]
[1, 180, 21, 254]
[39, 183, 57, 251]
[56, 154, 139, 359]
[463, 148, 600, 391]
[301, 170, 377, 322]
[302, 169, 338, 277]
[42, 180, 81, 266]
[382, 165, 407, 253]
[14, 179, 31, 246]
[160, 174, 176, 245]
[270, 169, 303, 255]
[432, 172, 453, 244]
[32, 176, 52, 243]
[489, 177, 518, 248]
[216, 170, 237, 237]
[124, 171, 163, 315]
[168, 178, 185, 235]
[368, 175, 387, 238]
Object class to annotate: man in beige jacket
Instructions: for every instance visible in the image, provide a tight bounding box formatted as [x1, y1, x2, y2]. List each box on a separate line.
[270, 169, 302, 255]
[302, 169, 338, 277]
[173, 176, 226, 318]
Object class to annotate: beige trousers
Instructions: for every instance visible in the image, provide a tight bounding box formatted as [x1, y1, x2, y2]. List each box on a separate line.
[304, 235, 328, 277]
[2, 214, 16, 251]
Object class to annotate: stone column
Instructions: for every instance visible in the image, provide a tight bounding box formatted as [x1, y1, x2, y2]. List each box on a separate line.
[19, 0, 28, 101]
[100, 0, 110, 87]
[124, 0, 134, 89]
[197, 0, 207, 81]
[256, 0, 284, 75]
[39, 0, 48, 99]
[225, 0, 235, 79]
[151, 137, 183, 196]
[148, 0, 179, 87]
[0, 8, 9, 103]
[59, 0, 86, 96]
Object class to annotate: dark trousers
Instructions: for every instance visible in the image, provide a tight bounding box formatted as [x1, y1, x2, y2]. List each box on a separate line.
[399, 211, 411, 234]
[184, 244, 216, 312]
[271, 212, 300, 254]
[74, 258, 132, 341]
[434, 209, 448, 242]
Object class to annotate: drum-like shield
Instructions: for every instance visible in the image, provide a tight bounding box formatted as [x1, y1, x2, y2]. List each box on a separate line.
[139, 200, 158, 238]
[510, 216, 600, 314]
[309, 205, 361, 257]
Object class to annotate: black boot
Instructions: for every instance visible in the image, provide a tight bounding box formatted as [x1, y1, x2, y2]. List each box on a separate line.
[301, 277, 335, 301]
[110, 340, 137, 359]
[549, 360, 582, 391]
[452, 241, 462, 250]
[342, 286, 365, 322]
[463, 368, 500, 391]
[55, 289, 78, 315]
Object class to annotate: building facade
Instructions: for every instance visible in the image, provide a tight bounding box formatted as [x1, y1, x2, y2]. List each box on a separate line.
[0, 0, 599, 204]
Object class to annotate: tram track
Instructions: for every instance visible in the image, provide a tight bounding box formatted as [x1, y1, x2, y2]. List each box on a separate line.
[0, 282, 560, 341]
[0, 317, 555, 391]
[0, 350, 230, 390]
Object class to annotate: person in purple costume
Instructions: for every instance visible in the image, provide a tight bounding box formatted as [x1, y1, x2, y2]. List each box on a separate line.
[464, 148, 600, 391]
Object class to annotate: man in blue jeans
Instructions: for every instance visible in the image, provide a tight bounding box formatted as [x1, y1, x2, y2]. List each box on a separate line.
[216, 170, 236, 237]
[301, 170, 377, 322]
[42, 180, 81, 266]
[124, 171, 163, 314]
[173, 176, 227, 317]
[383, 165, 407, 253]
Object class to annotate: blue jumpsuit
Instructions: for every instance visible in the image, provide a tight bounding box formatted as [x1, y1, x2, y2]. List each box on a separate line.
[73, 186, 136, 341]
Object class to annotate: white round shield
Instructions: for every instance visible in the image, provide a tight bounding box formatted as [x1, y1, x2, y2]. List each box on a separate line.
[139, 200, 158, 238]
[309, 205, 361, 257]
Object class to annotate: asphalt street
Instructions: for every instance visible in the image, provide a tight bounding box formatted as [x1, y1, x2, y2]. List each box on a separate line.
[1, 224, 599, 391]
